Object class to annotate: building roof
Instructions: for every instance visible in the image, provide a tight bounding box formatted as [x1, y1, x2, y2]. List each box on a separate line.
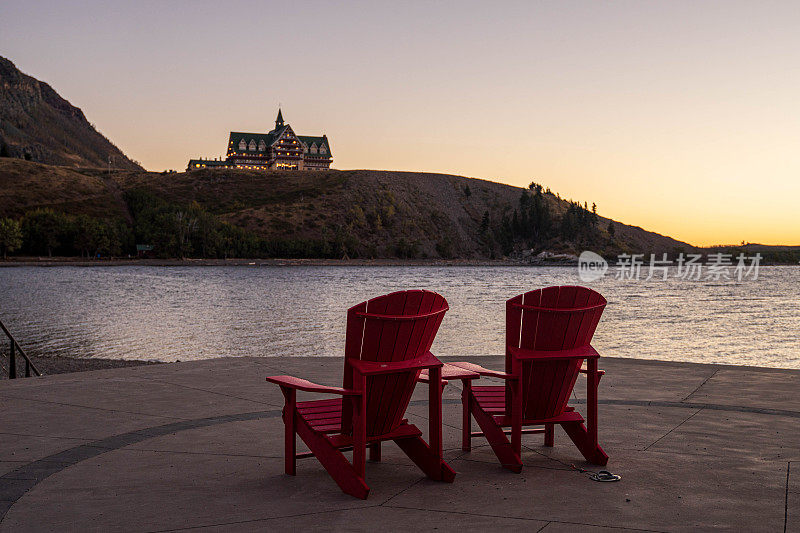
[227, 131, 331, 158]
[298, 135, 332, 157]
[227, 131, 277, 156]
[271, 125, 290, 137]
[225, 116, 331, 158]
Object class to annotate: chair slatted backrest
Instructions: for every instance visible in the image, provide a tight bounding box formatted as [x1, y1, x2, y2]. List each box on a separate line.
[505, 286, 606, 420]
[342, 290, 448, 437]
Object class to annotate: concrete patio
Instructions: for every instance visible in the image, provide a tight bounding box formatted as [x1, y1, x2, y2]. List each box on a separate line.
[0, 356, 797, 532]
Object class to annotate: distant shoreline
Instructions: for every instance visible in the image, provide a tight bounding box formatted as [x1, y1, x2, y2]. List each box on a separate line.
[1, 257, 797, 267]
[16, 355, 800, 377]
[0, 257, 546, 267]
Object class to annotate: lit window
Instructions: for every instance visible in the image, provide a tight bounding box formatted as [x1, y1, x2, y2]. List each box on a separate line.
[249, 140, 256, 151]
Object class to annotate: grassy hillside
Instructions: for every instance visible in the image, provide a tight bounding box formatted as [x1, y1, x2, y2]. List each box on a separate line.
[0, 159, 128, 220]
[0, 159, 695, 259]
[113, 167, 693, 258]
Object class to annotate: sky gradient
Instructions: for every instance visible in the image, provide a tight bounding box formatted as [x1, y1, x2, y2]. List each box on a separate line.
[2, 1, 799, 246]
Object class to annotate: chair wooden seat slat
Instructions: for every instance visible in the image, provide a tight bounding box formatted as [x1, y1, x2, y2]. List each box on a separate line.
[302, 410, 344, 421]
[450, 285, 609, 472]
[296, 406, 341, 416]
[313, 425, 343, 434]
[472, 386, 506, 394]
[267, 290, 455, 499]
[296, 398, 342, 411]
[472, 386, 587, 425]
[305, 416, 342, 427]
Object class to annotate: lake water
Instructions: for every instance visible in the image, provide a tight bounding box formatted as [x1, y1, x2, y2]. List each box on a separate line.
[1, 265, 798, 369]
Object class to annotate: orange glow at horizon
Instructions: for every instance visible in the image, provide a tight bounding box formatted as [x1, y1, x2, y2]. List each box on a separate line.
[2, 1, 799, 247]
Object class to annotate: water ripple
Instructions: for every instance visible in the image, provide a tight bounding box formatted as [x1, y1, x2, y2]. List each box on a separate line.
[0, 265, 798, 369]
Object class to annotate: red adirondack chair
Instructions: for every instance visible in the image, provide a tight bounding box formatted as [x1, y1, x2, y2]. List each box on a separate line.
[266, 290, 455, 499]
[449, 285, 608, 472]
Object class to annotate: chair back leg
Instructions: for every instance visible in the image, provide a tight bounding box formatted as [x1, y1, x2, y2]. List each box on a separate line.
[394, 436, 457, 482]
[294, 412, 371, 498]
[557, 357, 608, 465]
[467, 392, 522, 472]
[560, 421, 609, 465]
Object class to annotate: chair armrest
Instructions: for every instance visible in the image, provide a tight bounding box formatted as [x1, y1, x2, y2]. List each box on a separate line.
[350, 351, 442, 376]
[508, 345, 600, 361]
[447, 361, 516, 380]
[579, 363, 606, 376]
[266, 375, 361, 396]
[416, 369, 448, 385]
[417, 363, 481, 383]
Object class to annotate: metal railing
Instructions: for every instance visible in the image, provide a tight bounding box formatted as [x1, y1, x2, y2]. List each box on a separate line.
[1, 319, 41, 379]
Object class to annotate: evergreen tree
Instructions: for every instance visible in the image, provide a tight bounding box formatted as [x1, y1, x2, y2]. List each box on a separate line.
[512, 209, 521, 234]
[480, 210, 490, 234]
[0, 218, 23, 258]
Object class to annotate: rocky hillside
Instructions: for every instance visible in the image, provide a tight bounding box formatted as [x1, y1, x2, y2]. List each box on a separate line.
[0, 56, 141, 170]
[0, 159, 694, 259]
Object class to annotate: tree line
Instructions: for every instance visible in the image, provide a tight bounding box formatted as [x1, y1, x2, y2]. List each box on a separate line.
[0, 190, 357, 260]
[0, 183, 611, 260]
[482, 182, 603, 256]
[0, 210, 129, 259]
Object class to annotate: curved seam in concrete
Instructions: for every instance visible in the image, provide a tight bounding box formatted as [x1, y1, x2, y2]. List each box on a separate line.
[0, 410, 282, 522]
[2, 397, 799, 523]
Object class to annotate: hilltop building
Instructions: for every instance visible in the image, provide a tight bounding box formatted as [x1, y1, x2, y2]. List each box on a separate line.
[187, 109, 332, 171]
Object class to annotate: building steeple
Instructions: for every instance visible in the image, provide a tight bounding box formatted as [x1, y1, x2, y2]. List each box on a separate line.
[275, 108, 284, 129]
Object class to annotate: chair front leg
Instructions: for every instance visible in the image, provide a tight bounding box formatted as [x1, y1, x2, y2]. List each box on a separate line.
[369, 443, 381, 462]
[510, 360, 522, 457]
[428, 366, 443, 462]
[511, 378, 522, 456]
[586, 358, 599, 449]
[352, 378, 367, 478]
[281, 387, 297, 475]
[544, 424, 554, 447]
[461, 379, 472, 451]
